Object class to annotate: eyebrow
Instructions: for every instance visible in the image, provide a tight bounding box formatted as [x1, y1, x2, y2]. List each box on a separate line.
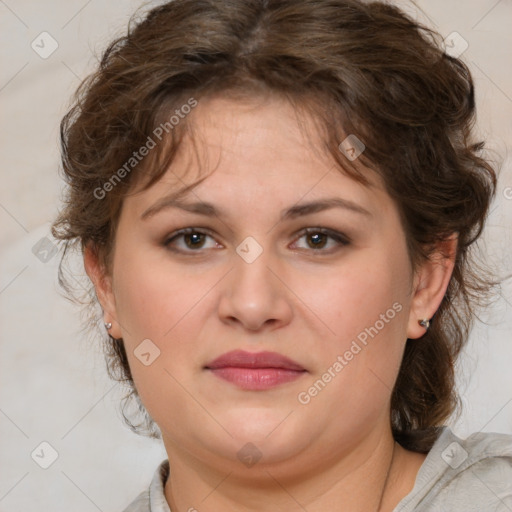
[140, 195, 373, 221]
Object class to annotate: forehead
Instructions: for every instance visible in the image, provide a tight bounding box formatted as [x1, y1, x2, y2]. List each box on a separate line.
[125, 95, 387, 219]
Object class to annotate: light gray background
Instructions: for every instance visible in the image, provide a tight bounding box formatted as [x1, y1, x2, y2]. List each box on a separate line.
[1, 1, 511, 511]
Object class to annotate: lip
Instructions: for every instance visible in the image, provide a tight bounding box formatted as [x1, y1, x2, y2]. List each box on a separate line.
[205, 350, 306, 390]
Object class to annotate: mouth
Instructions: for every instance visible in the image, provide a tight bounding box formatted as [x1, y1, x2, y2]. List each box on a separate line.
[204, 350, 307, 390]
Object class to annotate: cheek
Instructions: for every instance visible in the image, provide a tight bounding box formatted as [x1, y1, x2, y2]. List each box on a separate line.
[110, 250, 205, 420]
[311, 248, 411, 389]
[299, 276, 408, 431]
[110, 246, 222, 393]
[112, 256, 169, 341]
[319, 257, 406, 338]
[111, 246, 210, 345]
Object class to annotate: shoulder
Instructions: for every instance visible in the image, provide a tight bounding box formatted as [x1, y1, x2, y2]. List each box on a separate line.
[121, 460, 170, 512]
[122, 489, 150, 512]
[395, 427, 512, 512]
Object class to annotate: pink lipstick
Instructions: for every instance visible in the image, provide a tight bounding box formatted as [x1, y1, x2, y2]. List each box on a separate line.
[205, 350, 306, 390]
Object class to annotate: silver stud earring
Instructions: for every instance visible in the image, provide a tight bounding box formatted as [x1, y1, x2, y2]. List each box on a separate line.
[418, 318, 430, 330]
[104, 322, 112, 330]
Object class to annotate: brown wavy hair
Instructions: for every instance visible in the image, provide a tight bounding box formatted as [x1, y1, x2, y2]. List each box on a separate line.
[51, 0, 500, 452]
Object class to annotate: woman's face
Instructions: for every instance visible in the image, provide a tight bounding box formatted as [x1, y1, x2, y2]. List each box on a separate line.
[89, 95, 446, 475]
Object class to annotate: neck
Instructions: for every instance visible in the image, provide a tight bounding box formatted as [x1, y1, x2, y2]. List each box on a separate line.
[163, 431, 425, 512]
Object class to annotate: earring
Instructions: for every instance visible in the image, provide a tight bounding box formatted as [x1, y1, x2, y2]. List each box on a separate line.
[418, 318, 430, 330]
[104, 322, 112, 330]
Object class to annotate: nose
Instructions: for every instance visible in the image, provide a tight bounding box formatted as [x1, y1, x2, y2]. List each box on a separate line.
[217, 245, 294, 332]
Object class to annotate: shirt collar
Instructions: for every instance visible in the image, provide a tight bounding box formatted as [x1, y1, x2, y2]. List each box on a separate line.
[149, 460, 171, 512]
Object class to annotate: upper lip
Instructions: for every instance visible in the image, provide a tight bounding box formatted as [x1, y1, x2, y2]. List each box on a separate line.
[205, 350, 305, 371]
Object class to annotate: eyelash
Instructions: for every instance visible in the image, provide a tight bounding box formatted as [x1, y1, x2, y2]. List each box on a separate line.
[163, 227, 351, 255]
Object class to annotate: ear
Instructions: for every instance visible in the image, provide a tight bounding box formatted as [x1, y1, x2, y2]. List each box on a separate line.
[407, 233, 458, 339]
[83, 243, 123, 339]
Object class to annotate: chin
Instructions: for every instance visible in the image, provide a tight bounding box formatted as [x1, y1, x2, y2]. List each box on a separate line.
[222, 410, 310, 458]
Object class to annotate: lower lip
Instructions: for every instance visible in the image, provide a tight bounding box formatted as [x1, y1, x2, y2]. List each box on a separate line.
[207, 367, 306, 390]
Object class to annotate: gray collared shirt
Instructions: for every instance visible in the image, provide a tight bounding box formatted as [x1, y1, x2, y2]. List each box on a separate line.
[122, 427, 512, 511]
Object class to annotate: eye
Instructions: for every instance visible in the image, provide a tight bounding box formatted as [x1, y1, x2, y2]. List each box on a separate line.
[163, 227, 350, 254]
[164, 228, 221, 252]
[291, 228, 350, 252]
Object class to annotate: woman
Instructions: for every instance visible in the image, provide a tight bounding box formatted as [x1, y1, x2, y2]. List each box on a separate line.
[51, 0, 512, 510]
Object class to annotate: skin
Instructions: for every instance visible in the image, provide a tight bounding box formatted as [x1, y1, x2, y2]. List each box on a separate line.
[85, 94, 457, 512]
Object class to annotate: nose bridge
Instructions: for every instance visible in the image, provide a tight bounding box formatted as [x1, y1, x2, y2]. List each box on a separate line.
[217, 235, 293, 330]
[231, 236, 279, 302]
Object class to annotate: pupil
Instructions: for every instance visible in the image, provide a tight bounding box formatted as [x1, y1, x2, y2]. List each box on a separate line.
[186, 233, 203, 248]
[309, 233, 326, 248]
